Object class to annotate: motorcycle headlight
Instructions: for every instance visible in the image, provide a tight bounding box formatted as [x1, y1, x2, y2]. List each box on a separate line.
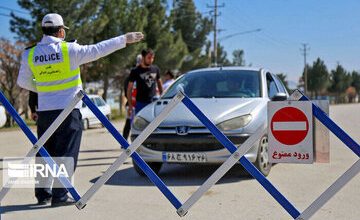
[217, 114, 252, 131]
[132, 116, 150, 131]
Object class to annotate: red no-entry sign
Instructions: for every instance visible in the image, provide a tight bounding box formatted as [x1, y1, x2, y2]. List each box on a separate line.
[268, 101, 313, 164]
[271, 106, 309, 145]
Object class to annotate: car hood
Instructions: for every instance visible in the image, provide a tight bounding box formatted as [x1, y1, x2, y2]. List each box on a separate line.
[138, 98, 267, 127]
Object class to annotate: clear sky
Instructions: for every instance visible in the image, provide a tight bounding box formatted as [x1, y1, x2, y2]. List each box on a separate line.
[194, 0, 360, 83]
[1, 0, 360, 83]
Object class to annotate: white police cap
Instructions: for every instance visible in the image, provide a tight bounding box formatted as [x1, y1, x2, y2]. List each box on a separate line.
[42, 13, 69, 29]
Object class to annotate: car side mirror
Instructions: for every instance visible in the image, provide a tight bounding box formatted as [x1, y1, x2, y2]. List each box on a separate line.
[271, 92, 288, 101]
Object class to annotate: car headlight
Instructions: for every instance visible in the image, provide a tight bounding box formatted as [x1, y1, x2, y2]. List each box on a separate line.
[217, 114, 252, 131]
[132, 116, 150, 131]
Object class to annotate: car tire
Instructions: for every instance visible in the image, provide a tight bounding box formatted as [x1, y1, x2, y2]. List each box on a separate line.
[82, 119, 89, 130]
[254, 135, 272, 176]
[132, 158, 162, 176]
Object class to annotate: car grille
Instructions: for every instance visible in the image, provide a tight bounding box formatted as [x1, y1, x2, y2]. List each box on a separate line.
[139, 134, 249, 152]
[143, 143, 225, 152]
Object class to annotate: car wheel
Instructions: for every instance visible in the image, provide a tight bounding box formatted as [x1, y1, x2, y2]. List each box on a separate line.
[82, 119, 89, 130]
[254, 135, 272, 176]
[132, 158, 162, 176]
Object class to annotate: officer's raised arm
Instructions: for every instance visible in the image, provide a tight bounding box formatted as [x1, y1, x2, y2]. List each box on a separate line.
[70, 32, 144, 67]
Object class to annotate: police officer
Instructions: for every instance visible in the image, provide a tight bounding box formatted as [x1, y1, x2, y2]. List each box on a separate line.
[17, 13, 143, 206]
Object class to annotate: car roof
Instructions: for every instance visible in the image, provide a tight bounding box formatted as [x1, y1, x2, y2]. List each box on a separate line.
[186, 66, 269, 74]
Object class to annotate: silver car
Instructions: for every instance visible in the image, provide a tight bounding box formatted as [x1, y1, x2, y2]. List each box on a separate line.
[131, 67, 288, 176]
[80, 95, 111, 130]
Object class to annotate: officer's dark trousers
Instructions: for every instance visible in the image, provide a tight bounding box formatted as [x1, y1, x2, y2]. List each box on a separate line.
[35, 109, 82, 201]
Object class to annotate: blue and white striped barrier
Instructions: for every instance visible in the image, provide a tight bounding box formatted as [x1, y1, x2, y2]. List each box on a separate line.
[2, 88, 358, 219]
[177, 90, 359, 219]
[0, 90, 184, 210]
[292, 90, 360, 219]
[75, 91, 184, 209]
[79, 90, 300, 217]
[177, 94, 300, 218]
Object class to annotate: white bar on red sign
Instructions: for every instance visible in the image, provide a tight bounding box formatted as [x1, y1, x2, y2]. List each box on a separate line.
[273, 121, 307, 131]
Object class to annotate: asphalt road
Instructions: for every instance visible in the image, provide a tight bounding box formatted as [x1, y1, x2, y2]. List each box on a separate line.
[0, 103, 359, 220]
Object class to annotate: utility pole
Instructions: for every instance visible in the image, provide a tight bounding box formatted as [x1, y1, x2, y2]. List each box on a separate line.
[207, 0, 224, 66]
[300, 43, 310, 95]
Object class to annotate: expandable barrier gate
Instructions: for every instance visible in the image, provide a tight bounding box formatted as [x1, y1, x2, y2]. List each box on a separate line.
[0, 89, 358, 219]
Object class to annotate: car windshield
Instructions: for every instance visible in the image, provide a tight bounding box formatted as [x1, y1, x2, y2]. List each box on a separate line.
[162, 70, 261, 99]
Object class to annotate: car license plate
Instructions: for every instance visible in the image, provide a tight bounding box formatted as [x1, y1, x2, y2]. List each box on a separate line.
[164, 152, 207, 163]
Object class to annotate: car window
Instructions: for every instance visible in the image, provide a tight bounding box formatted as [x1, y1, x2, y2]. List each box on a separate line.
[266, 73, 279, 98]
[162, 70, 261, 98]
[95, 97, 106, 107]
[273, 74, 288, 94]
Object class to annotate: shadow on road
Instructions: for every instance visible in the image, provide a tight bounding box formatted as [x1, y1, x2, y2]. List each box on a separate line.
[79, 149, 121, 153]
[78, 156, 120, 162]
[0, 203, 59, 214]
[90, 163, 252, 187]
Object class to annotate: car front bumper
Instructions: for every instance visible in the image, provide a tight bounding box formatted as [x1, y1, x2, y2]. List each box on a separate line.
[130, 133, 259, 164]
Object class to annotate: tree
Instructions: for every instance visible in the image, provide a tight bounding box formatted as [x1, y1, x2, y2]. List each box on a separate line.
[0, 38, 27, 126]
[307, 58, 329, 98]
[215, 43, 231, 66]
[328, 64, 352, 103]
[351, 71, 360, 101]
[232, 49, 246, 66]
[142, 0, 167, 50]
[141, 0, 189, 73]
[170, 0, 213, 71]
[171, 0, 212, 53]
[155, 31, 188, 71]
